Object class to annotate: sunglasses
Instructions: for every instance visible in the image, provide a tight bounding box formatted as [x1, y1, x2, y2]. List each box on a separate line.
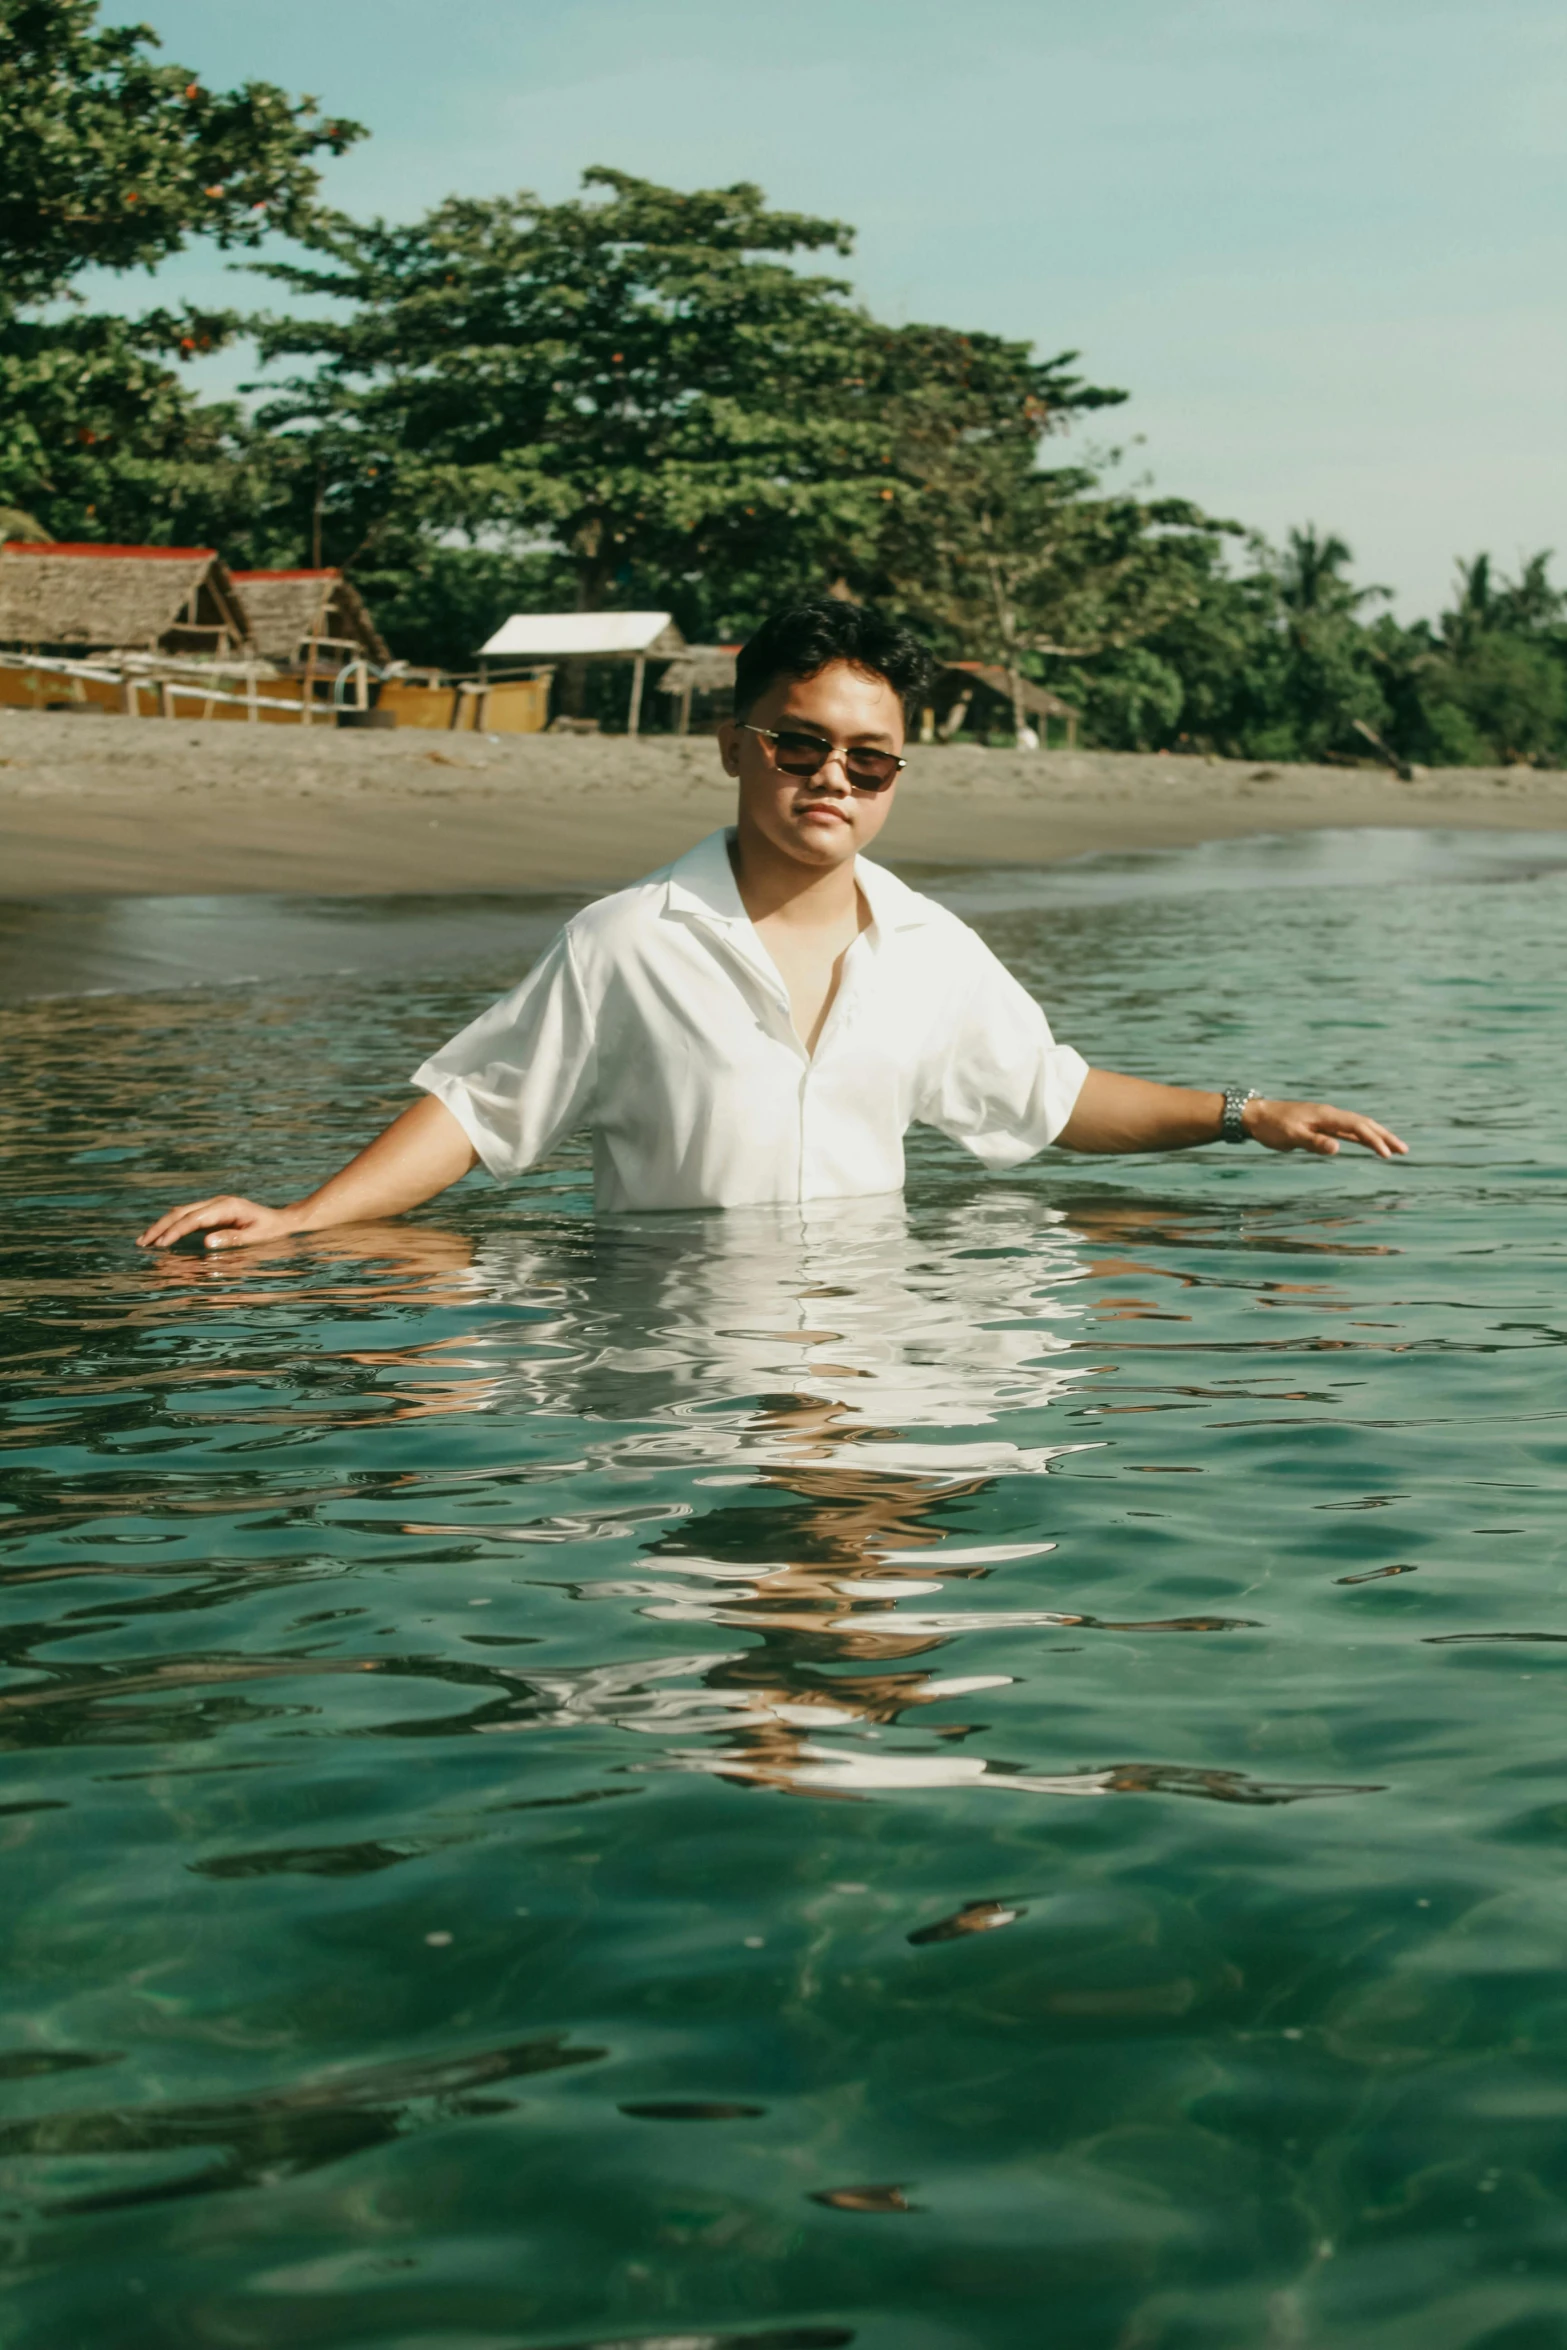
[739, 723, 905, 795]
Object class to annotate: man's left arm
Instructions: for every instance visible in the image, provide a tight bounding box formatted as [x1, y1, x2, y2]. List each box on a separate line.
[1058, 1070, 1408, 1160]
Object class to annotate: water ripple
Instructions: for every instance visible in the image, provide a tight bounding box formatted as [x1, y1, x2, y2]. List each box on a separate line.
[4, 838, 1566, 2346]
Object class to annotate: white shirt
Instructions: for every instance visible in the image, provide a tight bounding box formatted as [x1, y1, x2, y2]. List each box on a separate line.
[412, 827, 1089, 1213]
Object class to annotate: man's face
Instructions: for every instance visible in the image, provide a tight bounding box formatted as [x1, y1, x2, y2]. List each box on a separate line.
[720, 660, 905, 872]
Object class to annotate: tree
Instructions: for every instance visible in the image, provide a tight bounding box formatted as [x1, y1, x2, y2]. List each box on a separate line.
[245, 169, 907, 639]
[0, 1, 361, 312]
[1256, 527, 1393, 760]
[0, 0, 361, 541]
[858, 321, 1233, 740]
[1403, 550, 1567, 765]
[1057, 533, 1277, 753]
[0, 302, 287, 546]
[1275, 525, 1370, 620]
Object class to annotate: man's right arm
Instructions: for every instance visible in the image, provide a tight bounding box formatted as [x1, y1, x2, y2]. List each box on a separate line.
[135, 1093, 479, 1253]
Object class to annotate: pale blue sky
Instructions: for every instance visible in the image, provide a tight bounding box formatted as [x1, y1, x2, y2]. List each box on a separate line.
[98, 0, 1567, 616]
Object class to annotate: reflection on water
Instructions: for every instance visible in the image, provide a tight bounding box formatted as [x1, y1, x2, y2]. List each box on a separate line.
[458, 1195, 1089, 1820]
[4, 832, 1567, 2349]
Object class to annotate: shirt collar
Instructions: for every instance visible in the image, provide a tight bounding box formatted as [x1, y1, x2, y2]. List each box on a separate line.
[663, 827, 935, 936]
[663, 828, 750, 927]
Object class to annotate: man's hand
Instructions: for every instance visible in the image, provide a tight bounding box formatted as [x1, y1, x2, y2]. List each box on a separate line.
[1244, 1096, 1407, 1159]
[136, 1196, 304, 1253]
[135, 1095, 479, 1253]
[1058, 1069, 1407, 1158]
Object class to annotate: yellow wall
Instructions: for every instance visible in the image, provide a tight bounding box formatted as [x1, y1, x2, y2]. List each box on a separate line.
[0, 667, 551, 731]
[376, 681, 458, 730]
[377, 677, 549, 732]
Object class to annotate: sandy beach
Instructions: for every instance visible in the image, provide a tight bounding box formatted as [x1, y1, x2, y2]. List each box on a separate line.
[2, 707, 1565, 895]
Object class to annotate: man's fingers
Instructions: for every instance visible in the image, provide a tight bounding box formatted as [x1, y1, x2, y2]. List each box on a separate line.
[137, 1202, 226, 1248]
[137, 1197, 255, 1250]
[1262, 1104, 1409, 1160]
[1327, 1112, 1409, 1159]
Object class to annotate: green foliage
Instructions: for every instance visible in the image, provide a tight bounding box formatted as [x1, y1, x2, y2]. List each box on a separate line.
[1388, 555, 1567, 766]
[1068, 534, 1567, 767]
[0, 0, 361, 313]
[1, 304, 254, 541]
[245, 170, 908, 618]
[0, 0, 361, 547]
[358, 543, 570, 679]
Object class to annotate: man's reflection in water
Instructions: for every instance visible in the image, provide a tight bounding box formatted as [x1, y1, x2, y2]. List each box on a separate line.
[142, 1191, 1372, 1804]
[448, 1191, 1101, 1798]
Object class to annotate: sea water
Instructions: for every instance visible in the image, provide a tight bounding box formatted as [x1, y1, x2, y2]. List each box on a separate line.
[2, 828, 1565, 2350]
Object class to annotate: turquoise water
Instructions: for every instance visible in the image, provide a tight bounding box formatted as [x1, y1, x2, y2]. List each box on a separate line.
[3, 827, 1566, 2350]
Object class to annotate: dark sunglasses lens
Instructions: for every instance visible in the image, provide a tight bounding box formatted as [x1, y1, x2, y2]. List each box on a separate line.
[772, 729, 831, 775]
[845, 752, 900, 792]
[765, 729, 900, 791]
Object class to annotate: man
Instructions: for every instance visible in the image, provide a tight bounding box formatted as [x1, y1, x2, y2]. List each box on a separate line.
[137, 599, 1405, 1254]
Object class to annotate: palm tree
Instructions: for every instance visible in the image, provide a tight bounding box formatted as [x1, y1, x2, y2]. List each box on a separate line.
[1442, 554, 1496, 656]
[1277, 526, 1381, 619]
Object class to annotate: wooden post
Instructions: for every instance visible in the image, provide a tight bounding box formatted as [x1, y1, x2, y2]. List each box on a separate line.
[677, 680, 692, 737]
[938, 691, 972, 743]
[354, 659, 369, 713]
[122, 670, 140, 717]
[627, 653, 646, 737]
[1066, 712, 1078, 750]
[1009, 665, 1033, 749]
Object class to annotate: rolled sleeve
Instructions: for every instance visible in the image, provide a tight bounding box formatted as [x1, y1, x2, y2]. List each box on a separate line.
[411, 929, 597, 1178]
[916, 941, 1089, 1167]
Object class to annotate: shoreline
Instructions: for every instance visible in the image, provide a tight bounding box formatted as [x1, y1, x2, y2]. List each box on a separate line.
[2, 709, 1565, 895]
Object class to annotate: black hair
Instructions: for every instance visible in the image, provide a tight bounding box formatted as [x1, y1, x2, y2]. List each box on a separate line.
[733, 597, 933, 723]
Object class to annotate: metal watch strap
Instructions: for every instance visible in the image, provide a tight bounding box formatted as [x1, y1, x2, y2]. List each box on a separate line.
[1221, 1087, 1258, 1143]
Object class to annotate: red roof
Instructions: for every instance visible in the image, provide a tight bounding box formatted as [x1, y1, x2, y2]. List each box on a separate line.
[230, 568, 342, 582]
[1, 541, 218, 560]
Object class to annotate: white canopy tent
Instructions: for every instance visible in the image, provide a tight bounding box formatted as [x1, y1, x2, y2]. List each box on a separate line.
[477, 611, 686, 733]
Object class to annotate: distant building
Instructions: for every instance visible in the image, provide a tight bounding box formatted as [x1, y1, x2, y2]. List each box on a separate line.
[655, 644, 738, 734]
[478, 611, 687, 663]
[0, 542, 251, 659]
[229, 569, 388, 668]
[478, 611, 687, 734]
[933, 661, 1079, 747]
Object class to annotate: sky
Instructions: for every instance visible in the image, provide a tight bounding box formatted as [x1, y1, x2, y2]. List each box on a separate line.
[97, 0, 1567, 618]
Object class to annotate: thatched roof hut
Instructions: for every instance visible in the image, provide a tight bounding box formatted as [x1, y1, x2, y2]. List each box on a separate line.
[0, 542, 252, 657]
[656, 645, 737, 696]
[229, 569, 389, 667]
[934, 661, 1079, 745]
[655, 644, 738, 734]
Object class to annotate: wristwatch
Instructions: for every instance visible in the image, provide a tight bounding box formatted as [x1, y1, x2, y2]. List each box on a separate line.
[1220, 1087, 1259, 1143]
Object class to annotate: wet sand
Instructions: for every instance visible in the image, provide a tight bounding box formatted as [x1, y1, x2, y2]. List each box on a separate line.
[2, 708, 1564, 894]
